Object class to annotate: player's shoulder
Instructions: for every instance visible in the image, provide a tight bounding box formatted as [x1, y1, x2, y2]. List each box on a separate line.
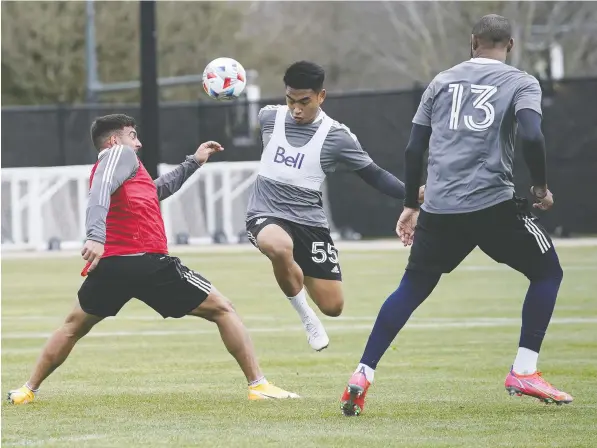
[98, 145, 136, 160]
[259, 104, 285, 117]
[259, 104, 285, 112]
[328, 116, 359, 146]
[431, 61, 473, 85]
[514, 70, 540, 87]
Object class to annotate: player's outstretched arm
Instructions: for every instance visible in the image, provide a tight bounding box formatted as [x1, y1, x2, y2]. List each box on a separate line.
[516, 109, 553, 210]
[514, 75, 553, 210]
[395, 124, 432, 246]
[354, 162, 405, 199]
[154, 141, 224, 201]
[84, 145, 138, 271]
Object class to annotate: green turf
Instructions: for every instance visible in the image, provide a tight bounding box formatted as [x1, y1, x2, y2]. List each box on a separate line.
[2, 246, 597, 447]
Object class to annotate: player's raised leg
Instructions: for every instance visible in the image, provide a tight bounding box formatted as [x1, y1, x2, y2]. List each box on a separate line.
[256, 224, 304, 297]
[7, 303, 104, 404]
[187, 286, 299, 399]
[256, 223, 329, 351]
[303, 277, 343, 317]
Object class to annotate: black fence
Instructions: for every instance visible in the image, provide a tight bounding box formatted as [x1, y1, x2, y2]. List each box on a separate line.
[2, 78, 597, 236]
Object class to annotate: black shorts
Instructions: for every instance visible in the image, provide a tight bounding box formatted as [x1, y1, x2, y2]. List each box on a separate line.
[246, 216, 342, 281]
[78, 254, 211, 318]
[407, 196, 555, 279]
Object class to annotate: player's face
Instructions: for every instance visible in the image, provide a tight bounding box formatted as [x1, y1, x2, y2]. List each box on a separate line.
[111, 126, 142, 151]
[285, 87, 326, 124]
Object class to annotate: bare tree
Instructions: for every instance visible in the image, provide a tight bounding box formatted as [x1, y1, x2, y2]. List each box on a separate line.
[2, 1, 595, 105]
[1, 1, 86, 104]
[240, 1, 597, 95]
[1, 1, 252, 105]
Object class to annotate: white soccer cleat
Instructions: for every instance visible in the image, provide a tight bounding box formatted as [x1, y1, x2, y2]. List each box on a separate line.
[303, 313, 330, 351]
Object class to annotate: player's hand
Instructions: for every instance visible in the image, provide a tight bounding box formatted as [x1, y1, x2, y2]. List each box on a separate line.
[396, 207, 420, 247]
[418, 185, 426, 204]
[194, 141, 224, 165]
[81, 240, 104, 273]
[530, 186, 554, 211]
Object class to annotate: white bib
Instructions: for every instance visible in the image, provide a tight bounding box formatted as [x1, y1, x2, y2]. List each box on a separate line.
[258, 106, 332, 191]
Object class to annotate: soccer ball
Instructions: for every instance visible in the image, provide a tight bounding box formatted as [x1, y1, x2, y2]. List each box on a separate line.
[202, 57, 247, 101]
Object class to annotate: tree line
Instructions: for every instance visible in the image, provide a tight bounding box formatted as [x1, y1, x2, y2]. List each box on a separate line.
[2, 1, 596, 105]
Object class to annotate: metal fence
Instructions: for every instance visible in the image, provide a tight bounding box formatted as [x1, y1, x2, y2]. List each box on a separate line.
[2, 78, 596, 236]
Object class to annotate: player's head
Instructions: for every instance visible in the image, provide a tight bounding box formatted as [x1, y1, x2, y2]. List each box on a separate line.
[470, 14, 513, 61]
[90, 114, 142, 151]
[283, 61, 326, 124]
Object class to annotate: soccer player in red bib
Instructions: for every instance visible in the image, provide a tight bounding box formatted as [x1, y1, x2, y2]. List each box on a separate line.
[8, 114, 298, 404]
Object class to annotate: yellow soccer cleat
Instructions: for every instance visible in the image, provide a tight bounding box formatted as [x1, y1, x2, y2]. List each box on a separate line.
[248, 381, 300, 400]
[7, 386, 35, 405]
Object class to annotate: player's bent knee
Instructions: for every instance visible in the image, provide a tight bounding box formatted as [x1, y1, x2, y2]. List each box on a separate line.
[189, 289, 236, 322]
[320, 301, 343, 317]
[530, 248, 564, 282]
[256, 226, 294, 261]
[259, 240, 293, 262]
[62, 307, 101, 339]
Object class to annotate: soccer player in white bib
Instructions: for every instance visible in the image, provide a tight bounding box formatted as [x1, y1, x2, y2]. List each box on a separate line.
[246, 61, 419, 351]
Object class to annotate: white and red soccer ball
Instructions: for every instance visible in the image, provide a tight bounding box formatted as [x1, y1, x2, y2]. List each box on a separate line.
[202, 57, 247, 101]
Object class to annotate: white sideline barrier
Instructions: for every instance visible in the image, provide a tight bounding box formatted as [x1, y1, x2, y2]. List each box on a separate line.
[1, 161, 261, 252]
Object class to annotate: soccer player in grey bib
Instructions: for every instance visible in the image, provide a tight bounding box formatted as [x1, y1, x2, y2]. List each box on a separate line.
[245, 61, 419, 351]
[341, 15, 572, 416]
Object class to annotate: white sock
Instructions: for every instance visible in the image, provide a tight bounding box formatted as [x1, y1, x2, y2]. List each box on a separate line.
[25, 382, 39, 393]
[248, 376, 267, 387]
[512, 347, 539, 375]
[355, 363, 375, 383]
[288, 288, 315, 322]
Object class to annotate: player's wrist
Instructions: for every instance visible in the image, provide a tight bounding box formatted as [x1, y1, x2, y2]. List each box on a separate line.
[188, 155, 203, 167]
[86, 237, 105, 245]
[531, 185, 548, 199]
[403, 199, 420, 210]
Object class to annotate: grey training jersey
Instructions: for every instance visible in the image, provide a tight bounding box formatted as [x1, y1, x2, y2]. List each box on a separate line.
[413, 58, 542, 214]
[246, 105, 373, 228]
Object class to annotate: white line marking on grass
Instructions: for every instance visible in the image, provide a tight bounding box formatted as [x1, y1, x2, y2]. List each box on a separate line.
[3, 237, 597, 259]
[2, 317, 596, 340]
[458, 265, 596, 271]
[2, 435, 104, 447]
[3, 315, 595, 323]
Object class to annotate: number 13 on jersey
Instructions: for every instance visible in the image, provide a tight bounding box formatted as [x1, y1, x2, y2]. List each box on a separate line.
[448, 84, 498, 131]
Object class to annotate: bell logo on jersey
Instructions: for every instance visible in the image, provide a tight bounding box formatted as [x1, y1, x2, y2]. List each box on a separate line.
[274, 147, 305, 169]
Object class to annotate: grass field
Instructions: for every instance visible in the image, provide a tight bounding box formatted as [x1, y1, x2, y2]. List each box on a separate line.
[2, 244, 597, 447]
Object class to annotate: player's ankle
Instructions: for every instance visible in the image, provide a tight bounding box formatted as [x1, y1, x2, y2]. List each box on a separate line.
[248, 376, 268, 387]
[287, 287, 306, 301]
[287, 288, 315, 321]
[512, 347, 538, 375]
[355, 363, 375, 383]
[25, 382, 39, 393]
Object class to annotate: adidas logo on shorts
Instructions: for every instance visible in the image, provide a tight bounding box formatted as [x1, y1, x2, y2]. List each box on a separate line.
[331, 265, 339, 274]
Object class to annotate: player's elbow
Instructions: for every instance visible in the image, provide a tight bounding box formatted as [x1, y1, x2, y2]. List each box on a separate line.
[519, 127, 544, 144]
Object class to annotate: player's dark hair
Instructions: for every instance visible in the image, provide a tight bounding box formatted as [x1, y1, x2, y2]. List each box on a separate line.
[90, 114, 136, 150]
[472, 14, 512, 47]
[283, 61, 325, 92]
